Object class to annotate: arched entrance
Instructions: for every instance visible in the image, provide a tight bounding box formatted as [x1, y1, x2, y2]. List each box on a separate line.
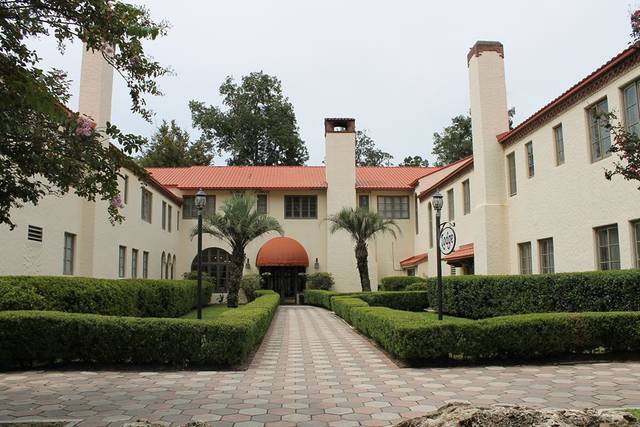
[256, 237, 309, 304]
[191, 247, 230, 291]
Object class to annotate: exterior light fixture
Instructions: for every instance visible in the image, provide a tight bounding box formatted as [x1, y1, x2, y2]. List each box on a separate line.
[433, 190, 444, 321]
[314, 258, 320, 270]
[195, 188, 206, 320]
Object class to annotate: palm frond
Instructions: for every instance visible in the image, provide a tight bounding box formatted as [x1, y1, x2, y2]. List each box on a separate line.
[327, 207, 400, 244]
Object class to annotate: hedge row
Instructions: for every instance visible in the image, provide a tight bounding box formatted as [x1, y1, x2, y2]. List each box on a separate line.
[0, 276, 214, 318]
[379, 276, 426, 291]
[406, 270, 640, 319]
[327, 296, 640, 362]
[304, 289, 429, 313]
[0, 290, 279, 369]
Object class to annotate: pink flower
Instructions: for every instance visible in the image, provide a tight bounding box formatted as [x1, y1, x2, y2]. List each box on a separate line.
[111, 194, 124, 209]
[76, 116, 96, 137]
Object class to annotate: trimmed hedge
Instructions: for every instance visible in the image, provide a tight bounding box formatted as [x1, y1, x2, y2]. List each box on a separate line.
[354, 291, 429, 312]
[0, 276, 213, 318]
[304, 289, 340, 309]
[348, 306, 640, 362]
[306, 272, 335, 290]
[0, 290, 279, 369]
[379, 276, 426, 291]
[408, 270, 640, 319]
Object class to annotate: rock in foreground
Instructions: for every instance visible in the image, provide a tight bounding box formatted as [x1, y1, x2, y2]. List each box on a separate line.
[394, 402, 639, 427]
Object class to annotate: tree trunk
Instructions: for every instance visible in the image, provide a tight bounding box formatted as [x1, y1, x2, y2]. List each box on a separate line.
[355, 241, 371, 292]
[227, 248, 245, 308]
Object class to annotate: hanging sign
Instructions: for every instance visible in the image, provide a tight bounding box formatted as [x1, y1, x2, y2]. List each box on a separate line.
[439, 225, 456, 255]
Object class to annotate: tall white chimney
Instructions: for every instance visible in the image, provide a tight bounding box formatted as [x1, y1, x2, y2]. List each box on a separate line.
[324, 118, 359, 291]
[467, 41, 510, 274]
[78, 45, 114, 133]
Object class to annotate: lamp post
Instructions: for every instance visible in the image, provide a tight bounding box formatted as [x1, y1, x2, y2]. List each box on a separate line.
[432, 190, 444, 320]
[195, 189, 207, 320]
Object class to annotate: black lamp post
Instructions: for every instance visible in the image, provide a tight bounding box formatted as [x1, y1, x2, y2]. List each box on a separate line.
[432, 190, 444, 320]
[195, 188, 206, 320]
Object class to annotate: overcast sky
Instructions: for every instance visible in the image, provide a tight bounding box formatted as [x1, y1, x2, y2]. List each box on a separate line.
[33, 0, 634, 165]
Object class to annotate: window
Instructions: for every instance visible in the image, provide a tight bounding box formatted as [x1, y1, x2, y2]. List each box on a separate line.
[358, 194, 370, 211]
[596, 224, 620, 270]
[450, 266, 456, 276]
[141, 189, 152, 223]
[588, 98, 611, 162]
[142, 251, 149, 279]
[518, 242, 532, 274]
[377, 196, 409, 219]
[123, 175, 129, 204]
[27, 225, 43, 242]
[161, 252, 166, 279]
[553, 125, 565, 165]
[507, 152, 517, 196]
[177, 211, 180, 230]
[131, 249, 138, 278]
[183, 195, 215, 219]
[414, 197, 419, 234]
[525, 141, 534, 178]
[623, 80, 640, 135]
[63, 233, 75, 275]
[285, 195, 317, 219]
[407, 268, 416, 277]
[168, 205, 172, 232]
[634, 221, 640, 268]
[256, 194, 268, 214]
[428, 203, 434, 248]
[538, 238, 555, 273]
[191, 247, 231, 291]
[446, 189, 454, 221]
[462, 180, 471, 215]
[118, 245, 126, 278]
[162, 201, 167, 230]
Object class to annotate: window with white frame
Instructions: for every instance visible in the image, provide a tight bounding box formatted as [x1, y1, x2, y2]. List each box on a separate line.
[131, 248, 138, 278]
[118, 245, 126, 278]
[507, 152, 517, 196]
[623, 79, 640, 135]
[285, 195, 317, 219]
[256, 194, 268, 214]
[142, 251, 149, 279]
[538, 238, 554, 273]
[358, 194, 369, 211]
[553, 124, 565, 165]
[587, 98, 611, 162]
[63, 232, 75, 275]
[525, 141, 534, 178]
[141, 189, 152, 223]
[518, 242, 532, 274]
[595, 224, 620, 270]
[377, 196, 409, 219]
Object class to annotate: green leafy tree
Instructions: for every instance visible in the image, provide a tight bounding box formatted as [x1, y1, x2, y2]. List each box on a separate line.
[355, 130, 393, 166]
[139, 120, 213, 167]
[603, 113, 640, 189]
[432, 109, 515, 166]
[193, 194, 283, 307]
[399, 156, 430, 167]
[327, 208, 400, 292]
[190, 72, 308, 166]
[1, 0, 170, 229]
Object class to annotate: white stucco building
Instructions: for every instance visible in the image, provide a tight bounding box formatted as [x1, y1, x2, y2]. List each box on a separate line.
[1, 41, 639, 297]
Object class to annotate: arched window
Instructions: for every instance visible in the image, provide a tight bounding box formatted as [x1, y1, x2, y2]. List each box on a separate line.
[166, 253, 171, 280]
[161, 252, 166, 279]
[171, 255, 176, 279]
[191, 247, 230, 291]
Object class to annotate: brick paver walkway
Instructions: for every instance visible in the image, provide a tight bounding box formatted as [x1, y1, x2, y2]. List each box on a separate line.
[1, 306, 640, 426]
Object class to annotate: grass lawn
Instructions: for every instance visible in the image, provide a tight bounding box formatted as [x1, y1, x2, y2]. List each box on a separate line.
[181, 304, 228, 320]
[628, 409, 640, 418]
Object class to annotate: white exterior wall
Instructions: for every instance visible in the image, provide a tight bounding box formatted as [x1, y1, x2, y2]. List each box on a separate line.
[504, 65, 640, 273]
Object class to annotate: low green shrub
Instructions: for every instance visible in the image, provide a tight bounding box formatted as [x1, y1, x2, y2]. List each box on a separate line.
[330, 296, 369, 324]
[0, 276, 213, 318]
[379, 276, 426, 291]
[306, 272, 335, 290]
[352, 291, 429, 312]
[0, 290, 279, 369]
[304, 289, 340, 309]
[343, 304, 640, 362]
[409, 270, 640, 319]
[182, 271, 220, 292]
[240, 274, 262, 302]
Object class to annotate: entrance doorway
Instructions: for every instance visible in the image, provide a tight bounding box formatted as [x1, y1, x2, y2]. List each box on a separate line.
[260, 266, 306, 304]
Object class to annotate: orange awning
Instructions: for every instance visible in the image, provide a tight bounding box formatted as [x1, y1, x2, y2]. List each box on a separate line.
[400, 253, 428, 268]
[256, 237, 309, 267]
[442, 243, 474, 263]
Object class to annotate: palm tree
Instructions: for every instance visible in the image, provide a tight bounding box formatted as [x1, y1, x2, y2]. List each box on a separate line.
[192, 193, 283, 307]
[327, 207, 400, 292]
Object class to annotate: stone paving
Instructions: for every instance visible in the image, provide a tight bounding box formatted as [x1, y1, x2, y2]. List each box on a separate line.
[1, 306, 640, 427]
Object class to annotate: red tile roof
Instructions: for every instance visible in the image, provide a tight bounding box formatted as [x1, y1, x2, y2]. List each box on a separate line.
[146, 166, 439, 191]
[417, 156, 474, 200]
[442, 243, 474, 262]
[399, 253, 428, 268]
[498, 45, 640, 145]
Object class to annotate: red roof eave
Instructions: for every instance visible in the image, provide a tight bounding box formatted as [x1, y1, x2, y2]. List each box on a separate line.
[417, 156, 474, 201]
[442, 244, 474, 262]
[399, 253, 428, 268]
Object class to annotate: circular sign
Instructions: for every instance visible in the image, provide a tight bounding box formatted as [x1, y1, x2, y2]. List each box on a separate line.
[439, 226, 456, 255]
